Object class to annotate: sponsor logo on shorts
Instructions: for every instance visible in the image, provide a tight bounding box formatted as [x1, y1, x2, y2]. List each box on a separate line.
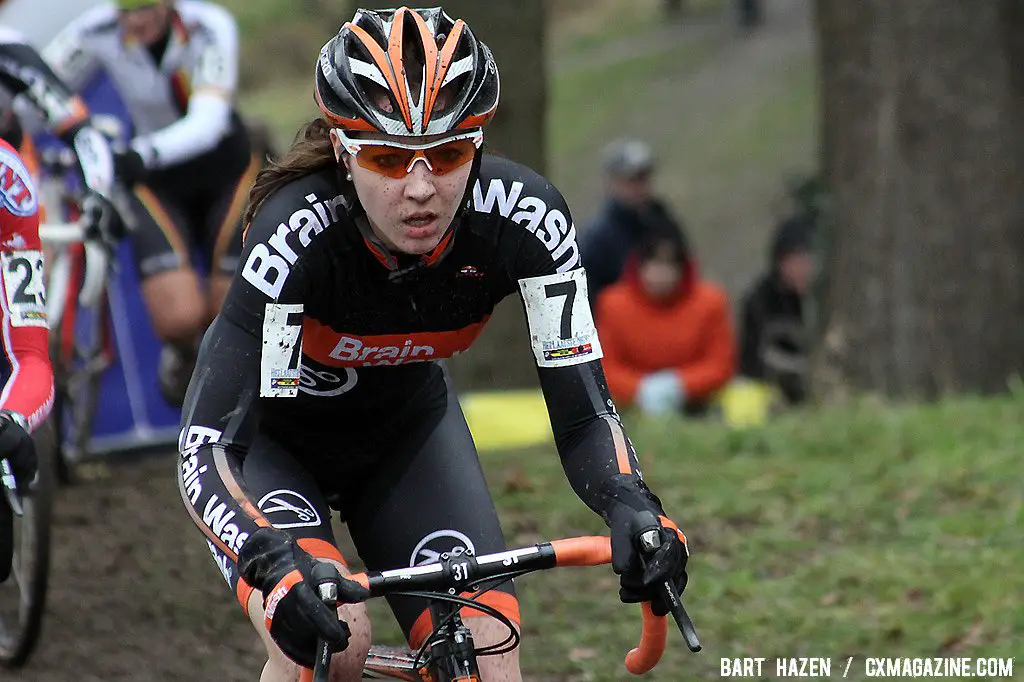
[202, 493, 249, 555]
[258, 489, 322, 529]
[410, 529, 477, 567]
[207, 540, 233, 584]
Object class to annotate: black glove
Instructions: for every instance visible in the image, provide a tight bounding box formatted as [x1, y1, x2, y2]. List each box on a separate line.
[0, 411, 36, 496]
[81, 192, 127, 249]
[602, 476, 689, 617]
[237, 527, 370, 668]
[112, 149, 148, 187]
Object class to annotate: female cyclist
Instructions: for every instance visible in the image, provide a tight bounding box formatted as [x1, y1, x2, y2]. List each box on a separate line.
[177, 8, 689, 681]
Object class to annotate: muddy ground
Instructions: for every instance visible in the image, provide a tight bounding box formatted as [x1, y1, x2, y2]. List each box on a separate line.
[6, 454, 272, 682]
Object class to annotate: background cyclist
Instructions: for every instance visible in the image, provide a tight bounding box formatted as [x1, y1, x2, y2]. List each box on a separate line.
[177, 8, 689, 682]
[0, 26, 119, 208]
[43, 0, 256, 405]
[0, 136, 52, 582]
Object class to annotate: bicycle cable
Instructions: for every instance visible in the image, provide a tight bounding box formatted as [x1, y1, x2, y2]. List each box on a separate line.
[394, 567, 533, 669]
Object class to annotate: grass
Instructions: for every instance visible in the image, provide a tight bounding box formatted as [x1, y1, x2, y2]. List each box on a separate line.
[350, 394, 1022, 680]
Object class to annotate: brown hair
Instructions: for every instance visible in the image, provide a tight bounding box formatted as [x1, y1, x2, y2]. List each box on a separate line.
[242, 117, 338, 227]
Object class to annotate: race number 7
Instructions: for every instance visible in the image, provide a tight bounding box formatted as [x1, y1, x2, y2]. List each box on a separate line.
[544, 279, 577, 340]
[518, 269, 603, 369]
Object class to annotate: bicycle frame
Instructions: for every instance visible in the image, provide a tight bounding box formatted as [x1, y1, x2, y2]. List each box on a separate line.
[300, 535, 697, 682]
[40, 221, 111, 329]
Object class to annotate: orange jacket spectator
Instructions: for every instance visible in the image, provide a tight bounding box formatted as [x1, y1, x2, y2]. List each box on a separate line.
[595, 227, 736, 413]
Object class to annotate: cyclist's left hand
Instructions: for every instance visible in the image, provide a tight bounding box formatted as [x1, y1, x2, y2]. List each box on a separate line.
[0, 411, 36, 496]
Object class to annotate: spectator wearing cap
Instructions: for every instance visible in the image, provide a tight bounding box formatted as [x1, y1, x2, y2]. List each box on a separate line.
[738, 214, 815, 404]
[596, 224, 736, 416]
[580, 138, 689, 308]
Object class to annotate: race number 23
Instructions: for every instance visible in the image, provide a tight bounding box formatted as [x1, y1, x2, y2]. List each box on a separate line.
[1, 250, 47, 327]
[519, 269, 602, 368]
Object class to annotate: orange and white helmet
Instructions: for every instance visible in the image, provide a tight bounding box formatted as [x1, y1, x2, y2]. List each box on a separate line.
[315, 7, 500, 136]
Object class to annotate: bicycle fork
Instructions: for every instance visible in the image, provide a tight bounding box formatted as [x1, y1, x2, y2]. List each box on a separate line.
[424, 599, 480, 682]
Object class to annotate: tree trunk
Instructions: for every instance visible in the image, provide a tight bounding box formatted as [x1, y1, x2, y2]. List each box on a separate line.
[811, 0, 1024, 399]
[361, 1, 548, 390]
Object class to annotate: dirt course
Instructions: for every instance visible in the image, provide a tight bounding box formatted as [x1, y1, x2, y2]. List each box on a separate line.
[6, 455, 269, 682]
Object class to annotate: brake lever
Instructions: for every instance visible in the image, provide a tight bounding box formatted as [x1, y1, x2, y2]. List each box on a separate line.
[0, 459, 23, 517]
[634, 513, 702, 653]
[310, 563, 341, 682]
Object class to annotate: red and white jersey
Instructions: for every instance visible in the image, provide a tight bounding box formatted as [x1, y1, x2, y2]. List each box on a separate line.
[0, 138, 53, 431]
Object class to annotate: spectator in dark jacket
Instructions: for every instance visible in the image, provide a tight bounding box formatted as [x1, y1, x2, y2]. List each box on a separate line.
[738, 214, 815, 404]
[580, 138, 688, 308]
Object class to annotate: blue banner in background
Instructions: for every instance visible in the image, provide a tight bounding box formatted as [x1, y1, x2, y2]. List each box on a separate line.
[37, 71, 182, 456]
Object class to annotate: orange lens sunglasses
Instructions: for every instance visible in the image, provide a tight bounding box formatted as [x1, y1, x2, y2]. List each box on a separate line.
[333, 128, 483, 179]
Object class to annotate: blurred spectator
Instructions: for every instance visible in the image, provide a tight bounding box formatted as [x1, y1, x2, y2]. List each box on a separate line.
[596, 225, 736, 416]
[580, 137, 688, 308]
[738, 214, 815, 404]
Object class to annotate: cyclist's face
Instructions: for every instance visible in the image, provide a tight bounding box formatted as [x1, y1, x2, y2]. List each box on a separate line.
[119, 1, 172, 46]
[342, 136, 473, 256]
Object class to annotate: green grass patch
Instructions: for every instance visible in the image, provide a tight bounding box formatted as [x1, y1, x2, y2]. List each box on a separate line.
[356, 395, 1022, 680]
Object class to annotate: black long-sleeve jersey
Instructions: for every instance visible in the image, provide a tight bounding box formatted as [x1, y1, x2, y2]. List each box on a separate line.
[178, 155, 648, 564]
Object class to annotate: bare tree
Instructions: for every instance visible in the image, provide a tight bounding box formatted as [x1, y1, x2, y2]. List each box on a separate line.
[359, 1, 548, 390]
[812, 0, 1024, 399]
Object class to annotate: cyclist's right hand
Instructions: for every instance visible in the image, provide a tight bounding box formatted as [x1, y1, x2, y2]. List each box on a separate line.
[81, 192, 127, 249]
[0, 410, 36, 496]
[237, 527, 369, 668]
[111, 149, 148, 187]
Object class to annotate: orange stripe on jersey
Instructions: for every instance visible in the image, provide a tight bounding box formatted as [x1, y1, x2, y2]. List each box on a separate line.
[421, 228, 455, 266]
[301, 317, 490, 368]
[177, 466, 241, 560]
[236, 576, 256, 615]
[212, 446, 272, 528]
[602, 415, 633, 474]
[297, 538, 348, 568]
[169, 68, 192, 113]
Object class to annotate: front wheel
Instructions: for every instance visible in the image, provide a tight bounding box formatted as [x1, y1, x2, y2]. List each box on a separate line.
[0, 421, 57, 667]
